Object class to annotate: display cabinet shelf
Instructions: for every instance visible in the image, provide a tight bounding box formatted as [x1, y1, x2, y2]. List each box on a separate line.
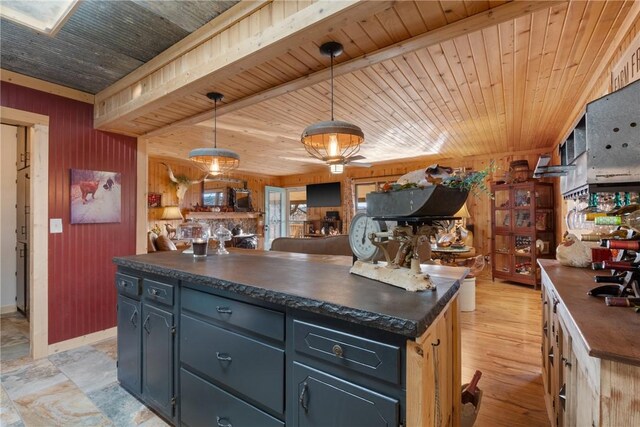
[491, 181, 555, 288]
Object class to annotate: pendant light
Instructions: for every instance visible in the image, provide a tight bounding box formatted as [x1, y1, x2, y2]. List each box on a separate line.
[189, 92, 239, 176]
[301, 42, 364, 174]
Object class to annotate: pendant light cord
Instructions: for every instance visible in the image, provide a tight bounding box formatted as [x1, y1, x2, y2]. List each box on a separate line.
[213, 99, 217, 149]
[330, 52, 334, 121]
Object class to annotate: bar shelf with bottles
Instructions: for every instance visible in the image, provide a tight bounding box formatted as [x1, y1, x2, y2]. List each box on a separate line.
[581, 191, 640, 302]
[567, 191, 639, 242]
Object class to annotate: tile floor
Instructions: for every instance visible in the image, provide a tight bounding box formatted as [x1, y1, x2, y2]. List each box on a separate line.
[0, 313, 167, 427]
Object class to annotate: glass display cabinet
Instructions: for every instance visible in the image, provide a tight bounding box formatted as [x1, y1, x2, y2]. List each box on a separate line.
[491, 182, 555, 288]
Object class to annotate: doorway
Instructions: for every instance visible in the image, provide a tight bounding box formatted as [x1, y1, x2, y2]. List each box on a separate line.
[1, 106, 49, 359]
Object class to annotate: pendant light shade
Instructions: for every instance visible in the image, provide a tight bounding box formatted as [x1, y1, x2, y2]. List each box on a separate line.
[189, 92, 239, 176]
[301, 42, 364, 171]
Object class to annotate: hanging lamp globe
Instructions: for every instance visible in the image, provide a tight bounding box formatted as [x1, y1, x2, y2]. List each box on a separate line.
[301, 42, 364, 170]
[188, 92, 239, 176]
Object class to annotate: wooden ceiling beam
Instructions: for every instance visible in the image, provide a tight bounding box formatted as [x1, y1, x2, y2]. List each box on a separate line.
[144, 0, 567, 138]
[94, 0, 395, 131]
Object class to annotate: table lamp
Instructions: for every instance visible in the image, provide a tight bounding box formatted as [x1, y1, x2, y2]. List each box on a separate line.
[160, 206, 183, 221]
[454, 203, 471, 219]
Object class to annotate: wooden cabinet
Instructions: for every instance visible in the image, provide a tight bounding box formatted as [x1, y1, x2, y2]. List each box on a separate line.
[115, 272, 177, 424]
[116, 265, 461, 427]
[491, 182, 555, 287]
[540, 267, 640, 427]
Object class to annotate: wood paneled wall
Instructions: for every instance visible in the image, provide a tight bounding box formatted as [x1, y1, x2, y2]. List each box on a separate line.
[0, 81, 137, 345]
[147, 156, 279, 231]
[280, 149, 554, 257]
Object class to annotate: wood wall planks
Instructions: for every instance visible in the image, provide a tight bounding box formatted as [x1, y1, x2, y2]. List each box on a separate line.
[147, 156, 279, 229]
[0, 81, 137, 345]
[279, 149, 552, 257]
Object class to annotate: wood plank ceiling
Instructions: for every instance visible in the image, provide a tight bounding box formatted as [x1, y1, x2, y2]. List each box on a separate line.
[0, 0, 239, 93]
[140, 0, 637, 176]
[2, 1, 636, 177]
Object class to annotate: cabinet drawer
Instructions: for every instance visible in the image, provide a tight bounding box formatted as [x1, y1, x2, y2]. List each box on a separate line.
[294, 320, 401, 384]
[182, 287, 284, 341]
[143, 279, 174, 307]
[115, 273, 141, 298]
[180, 368, 284, 427]
[180, 314, 284, 413]
[293, 362, 399, 427]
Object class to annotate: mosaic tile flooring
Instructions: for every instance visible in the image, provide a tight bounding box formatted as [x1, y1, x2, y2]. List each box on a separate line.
[0, 313, 167, 427]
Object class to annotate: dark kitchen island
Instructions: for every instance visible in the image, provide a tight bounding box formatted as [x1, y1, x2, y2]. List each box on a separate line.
[113, 250, 467, 427]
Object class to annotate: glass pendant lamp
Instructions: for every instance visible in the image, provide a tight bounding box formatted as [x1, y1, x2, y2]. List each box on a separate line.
[301, 42, 364, 174]
[189, 92, 239, 176]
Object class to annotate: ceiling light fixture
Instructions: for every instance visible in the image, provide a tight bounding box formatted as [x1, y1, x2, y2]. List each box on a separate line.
[188, 92, 239, 176]
[301, 42, 364, 174]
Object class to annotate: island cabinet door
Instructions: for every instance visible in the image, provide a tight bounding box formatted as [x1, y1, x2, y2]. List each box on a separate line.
[293, 362, 399, 427]
[117, 295, 141, 395]
[142, 303, 175, 420]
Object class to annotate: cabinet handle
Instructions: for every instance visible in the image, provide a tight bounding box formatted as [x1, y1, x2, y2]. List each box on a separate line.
[130, 309, 137, 327]
[299, 381, 309, 412]
[562, 357, 572, 368]
[543, 300, 548, 305]
[216, 352, 232, 362]
[548, 347, 554, 366]
[332, 344, 344, 358]
[121, 280, 129, 288]
[143, 315, 150, 334]
[553, 298, 559, 313]
[543, 321, 548, 337]
[149, 288, 159, 296]
[216, 416, 232, 427]
[558, 383, 566, 410]
[216, 306, 232, 314]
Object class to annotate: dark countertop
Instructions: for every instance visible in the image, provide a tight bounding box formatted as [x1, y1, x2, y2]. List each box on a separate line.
[538, 259, 640, 366]
[114, 250, 467, 338]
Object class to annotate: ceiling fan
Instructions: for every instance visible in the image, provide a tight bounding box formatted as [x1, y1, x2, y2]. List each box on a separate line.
[283, 154, 372, 171]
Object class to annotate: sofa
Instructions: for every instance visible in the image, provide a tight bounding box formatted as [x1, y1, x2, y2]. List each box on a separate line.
[270, 235, 353, 256]
[269, 235, 433, 262]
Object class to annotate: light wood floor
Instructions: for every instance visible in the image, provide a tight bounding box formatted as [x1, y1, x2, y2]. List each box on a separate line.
[461, 274, 550, 427]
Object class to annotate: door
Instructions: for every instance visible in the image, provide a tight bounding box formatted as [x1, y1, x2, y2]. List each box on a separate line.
[16, 242, 27, 313]
[142, 303, 174, 419]
[16, 168, 29, 241]
[293, 363, 399, 427]
[1, 124, 18, 315]
[117, 295, 141, 394]
[264, 186, 286, 250]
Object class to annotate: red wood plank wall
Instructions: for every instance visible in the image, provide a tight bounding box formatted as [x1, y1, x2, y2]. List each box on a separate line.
[1, 81, 137, 344]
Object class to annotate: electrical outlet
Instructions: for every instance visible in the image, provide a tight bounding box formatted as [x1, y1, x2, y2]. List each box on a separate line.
[50, 218, 63, 234]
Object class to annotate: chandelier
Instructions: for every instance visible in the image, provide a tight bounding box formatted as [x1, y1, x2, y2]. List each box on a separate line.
[189, 92, 239, 176]
[301, 42, 364, 173]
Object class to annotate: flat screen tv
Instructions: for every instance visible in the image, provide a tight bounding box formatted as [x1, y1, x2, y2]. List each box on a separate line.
[306, 182, 341, 207]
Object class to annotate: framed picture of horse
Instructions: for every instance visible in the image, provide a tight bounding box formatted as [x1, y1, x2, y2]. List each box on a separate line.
[70, 169, 121, 224]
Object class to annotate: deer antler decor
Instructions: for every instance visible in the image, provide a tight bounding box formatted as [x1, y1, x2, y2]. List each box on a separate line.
[161, 163, 207, 206]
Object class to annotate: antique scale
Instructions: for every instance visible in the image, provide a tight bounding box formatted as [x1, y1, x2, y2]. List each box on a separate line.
[348, 186, 469, 292]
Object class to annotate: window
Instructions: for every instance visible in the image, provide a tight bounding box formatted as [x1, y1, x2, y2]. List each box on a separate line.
[1, 0, 78, 35]
[353, 176, 402, 214]
[287, 188, 306, 237]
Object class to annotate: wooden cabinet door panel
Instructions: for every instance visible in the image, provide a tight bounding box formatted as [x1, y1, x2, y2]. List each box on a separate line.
[117, 295, 141, 395]
[293, 363, 399, 427]
[142, 303, 174, 420]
